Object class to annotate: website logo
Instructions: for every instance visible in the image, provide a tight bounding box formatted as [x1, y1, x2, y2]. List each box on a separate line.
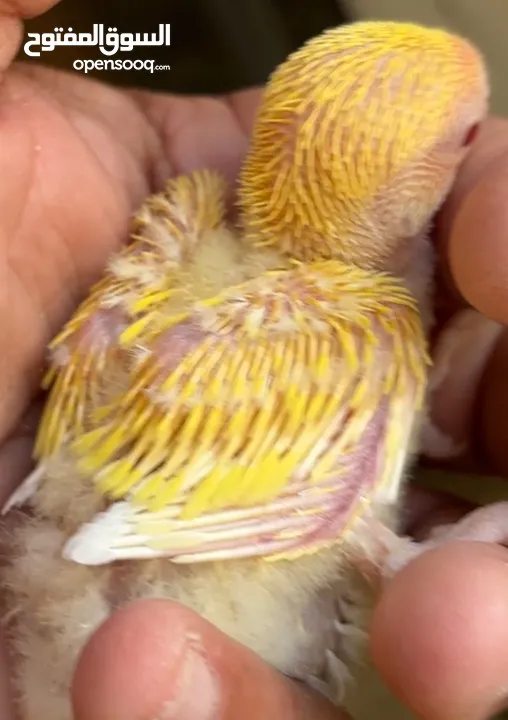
[24, 23, 171, 58]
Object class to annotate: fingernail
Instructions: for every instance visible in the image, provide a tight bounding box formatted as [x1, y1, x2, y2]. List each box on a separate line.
[156, 644, 221, 720]
[422, 308, 503, 458]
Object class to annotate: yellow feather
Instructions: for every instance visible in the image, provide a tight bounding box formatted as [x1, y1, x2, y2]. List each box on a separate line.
[40, 259, 429, 549]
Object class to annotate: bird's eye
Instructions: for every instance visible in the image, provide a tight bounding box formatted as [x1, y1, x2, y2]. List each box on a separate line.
[462, 123, 480, 147]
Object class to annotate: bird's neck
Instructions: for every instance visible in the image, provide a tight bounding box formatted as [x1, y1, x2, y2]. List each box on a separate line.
[383, 231, 435, 333]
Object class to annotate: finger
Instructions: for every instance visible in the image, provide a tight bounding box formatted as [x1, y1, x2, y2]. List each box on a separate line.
[72, 600, 347, 720]
[0, 631, 16, 720]
[227, 87, 262, 137]
[436, 117, 508, 257]
[424, 122, 508, 463]
[0, 400, 40, 500]
[424, 309, 504, 463]
[401, 484, 474, 540]
[129, 90, 258, 189]
[448, 157, 508, 325]
[371, 542, 508, 720]
[0, 433, 34, 505]
[434, 117, 508, 324]
[0, 0, 62, 71]
[423, 310, 508, 477]
[476, 327, 508, 477]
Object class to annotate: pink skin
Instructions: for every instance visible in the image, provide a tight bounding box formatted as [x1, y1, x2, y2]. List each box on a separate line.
[378, 502, 508, 581]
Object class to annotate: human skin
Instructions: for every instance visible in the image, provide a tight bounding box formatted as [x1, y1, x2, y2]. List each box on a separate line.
[3, 2, 508, 719]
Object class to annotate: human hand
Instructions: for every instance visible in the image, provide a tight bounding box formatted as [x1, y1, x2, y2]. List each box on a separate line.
[2, 2, 508, 718]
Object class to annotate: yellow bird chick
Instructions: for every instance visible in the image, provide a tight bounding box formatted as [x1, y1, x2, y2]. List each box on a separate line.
[1, 20, 497, 720]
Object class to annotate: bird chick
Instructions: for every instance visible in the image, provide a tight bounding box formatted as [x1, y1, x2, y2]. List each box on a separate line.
[1, 21, 497, 720]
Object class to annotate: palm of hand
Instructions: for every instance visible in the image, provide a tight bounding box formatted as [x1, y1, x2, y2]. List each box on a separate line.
[1, 63, 258, 481]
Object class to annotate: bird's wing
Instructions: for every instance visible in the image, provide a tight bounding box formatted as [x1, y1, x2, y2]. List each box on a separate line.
[62, 260, 429, 565]
[36, 169, 229, 460]
[2, 170, 228, 515]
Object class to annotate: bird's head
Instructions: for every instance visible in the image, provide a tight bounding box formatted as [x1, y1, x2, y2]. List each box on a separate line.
[238, 21, 489, 269]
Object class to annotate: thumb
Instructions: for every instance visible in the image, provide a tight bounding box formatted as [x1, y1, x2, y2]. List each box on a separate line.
[0, 0, 61, 72]
[371, 542, 508, 720]
[72, 599, 349, 720]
